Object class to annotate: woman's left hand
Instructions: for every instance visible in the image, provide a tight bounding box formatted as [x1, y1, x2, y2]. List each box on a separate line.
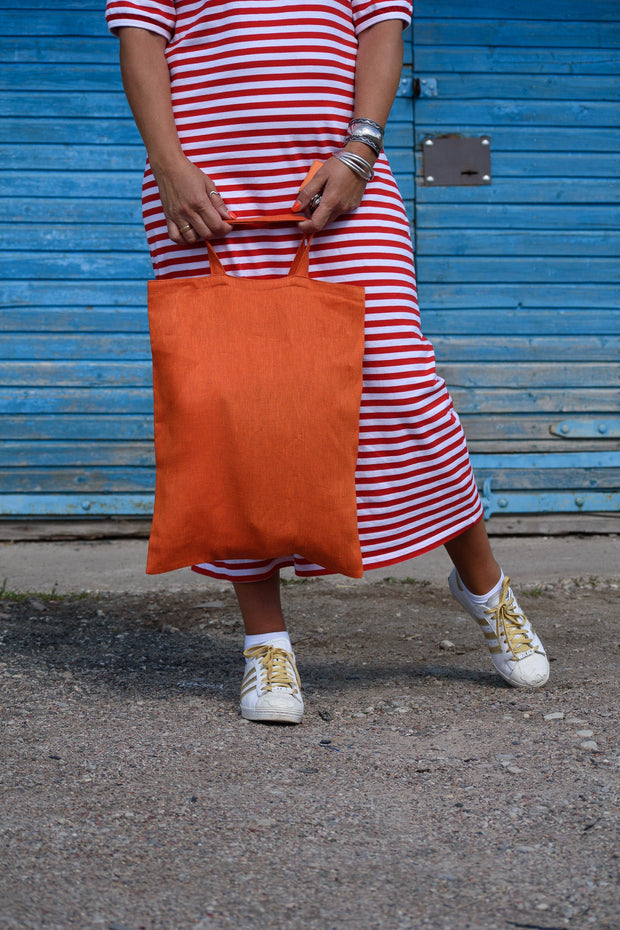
[293, 156, 369, 233]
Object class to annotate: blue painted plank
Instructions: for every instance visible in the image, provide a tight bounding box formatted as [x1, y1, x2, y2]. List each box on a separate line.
[1, 469, 156, 494]
[3, 13, 109, 37]
[0, 494, 154, 517]
[414, 100, 619, 127]
[0, 37, 117, 64]
[0, 63, 123, 92]
[415, 179, 620, 204]
[0, 226, 148, 253]
[0, 2, 103, 8]
[0, 388, 153, 415]
[0, 92, 131, 118]
[415, 204, 620, 230]
[418, 284, 620, 309]
[1, 309, 148, 332]
[414, 20, 620, 48]
[446, 387, 618, 414]
[476, 471, 620, 492]
[415, 73, 620, 101]
[0, 252, 153, 281]
[414, 46, 620, 75]
[0, 118, 141, 145]
[0, 416, 153, 441]
[479, 490, 618, 517]
[423, 309, 620, 336]
[461, 413, 618, 442]
[440, 362, 618, 389]
[0, 441, 154, 467]
[2, 335, 151, 360]
[414, 0, 620, 19]
[3, 144, 146, 172]
[470, 452, 620, 468]
[0, 198, 143, 224]
[431, 336, 619, 362]
[0, 171, 143, 199]
[0, 281, 148, 306]
[0, 362, 152, 388]
[416, 231, 620, 258]
[416, 257, 619, 285]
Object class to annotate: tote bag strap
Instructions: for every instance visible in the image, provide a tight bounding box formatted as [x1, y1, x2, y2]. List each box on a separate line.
[206, 235, 313, 279]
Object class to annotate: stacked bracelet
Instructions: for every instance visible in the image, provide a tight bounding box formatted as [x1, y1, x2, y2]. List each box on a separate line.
[334, 149, 374, 182]
[344, 117, 385, 156]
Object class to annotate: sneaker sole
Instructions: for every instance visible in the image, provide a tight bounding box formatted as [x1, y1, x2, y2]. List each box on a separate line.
[241, 706, 303, 724]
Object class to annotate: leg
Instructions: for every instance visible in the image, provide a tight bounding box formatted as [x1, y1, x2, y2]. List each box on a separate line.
[233, 572, 304, 724]
[444, 518, 501, 595]
[233, 572, 286, 634]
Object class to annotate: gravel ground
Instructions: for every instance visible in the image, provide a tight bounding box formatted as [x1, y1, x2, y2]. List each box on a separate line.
[0, 576, 617, 930]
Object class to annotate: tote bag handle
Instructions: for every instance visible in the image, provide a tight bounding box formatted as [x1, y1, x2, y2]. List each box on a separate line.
[205, 235, 312, 279]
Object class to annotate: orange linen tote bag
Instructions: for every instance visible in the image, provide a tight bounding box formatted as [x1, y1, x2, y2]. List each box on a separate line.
[146, 236, 366, 577]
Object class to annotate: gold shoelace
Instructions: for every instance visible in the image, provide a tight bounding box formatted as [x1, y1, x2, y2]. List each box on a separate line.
[484, 577, 534, 656]
[243, 645, 301, 694]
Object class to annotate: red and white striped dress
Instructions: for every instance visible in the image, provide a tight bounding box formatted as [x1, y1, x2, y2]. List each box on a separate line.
[106, 0, 484, 581]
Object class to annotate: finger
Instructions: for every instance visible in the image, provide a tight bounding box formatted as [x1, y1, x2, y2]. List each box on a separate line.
[207, 188, 237, 221]
[167, 218, 187, 245]
[292, 182, 324, 216]
[296, 204, 334, 234]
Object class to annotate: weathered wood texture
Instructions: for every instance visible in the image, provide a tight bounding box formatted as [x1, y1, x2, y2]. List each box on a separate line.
[0, 10, 415, 517]
[1, 4, 618, 521]
[412, 0, 619, 518]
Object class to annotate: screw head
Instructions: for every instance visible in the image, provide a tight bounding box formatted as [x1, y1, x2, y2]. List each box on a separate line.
[424, 138, 434, 146]
[426, 175, 434, 182]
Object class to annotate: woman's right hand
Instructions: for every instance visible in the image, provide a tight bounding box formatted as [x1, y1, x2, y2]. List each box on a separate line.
[152, 155, 236, 244]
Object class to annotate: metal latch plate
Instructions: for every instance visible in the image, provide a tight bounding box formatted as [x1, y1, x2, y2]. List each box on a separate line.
[422, 134, 491, 186]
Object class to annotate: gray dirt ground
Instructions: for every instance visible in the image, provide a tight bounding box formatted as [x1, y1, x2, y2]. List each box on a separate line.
[0, 540, 618, 930]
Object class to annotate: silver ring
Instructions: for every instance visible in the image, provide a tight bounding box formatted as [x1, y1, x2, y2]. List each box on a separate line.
[179, 223, 192, 233]
[208, 189, 221, 201]
[309, 193, 322, 214]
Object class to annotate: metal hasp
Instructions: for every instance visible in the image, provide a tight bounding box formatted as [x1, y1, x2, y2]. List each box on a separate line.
[422, 134, 492, 186]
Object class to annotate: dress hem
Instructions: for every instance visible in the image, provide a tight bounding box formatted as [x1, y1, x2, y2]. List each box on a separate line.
[189, 511, 485, 584]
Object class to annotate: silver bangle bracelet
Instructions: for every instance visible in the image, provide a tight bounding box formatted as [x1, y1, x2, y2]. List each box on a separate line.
[349, 117, 385, 135]
[343, 131, 383, 156]
[334, 150, 374, 182]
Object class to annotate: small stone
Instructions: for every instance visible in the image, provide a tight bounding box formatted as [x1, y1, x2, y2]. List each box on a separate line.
[439, 640, 455, 650]
[567, 717, 588, 725]
[543, 711, 564, 721]
[580, 740, 599, 751]
[575, 729, 594, 738]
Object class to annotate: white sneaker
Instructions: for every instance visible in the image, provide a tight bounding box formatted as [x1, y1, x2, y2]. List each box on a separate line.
[449, 569, 549, 688]
[240, 642, 304, 724]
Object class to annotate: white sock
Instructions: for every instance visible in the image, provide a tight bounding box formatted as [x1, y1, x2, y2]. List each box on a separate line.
[460, 569, 505, 605]
[244, 631, 292, 653]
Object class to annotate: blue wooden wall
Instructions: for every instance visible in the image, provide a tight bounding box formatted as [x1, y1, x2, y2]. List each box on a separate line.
[0, 2, 617, 522]
[412, 0, 619, 519]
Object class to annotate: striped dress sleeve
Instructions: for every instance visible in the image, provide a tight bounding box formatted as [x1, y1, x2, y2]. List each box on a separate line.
[105, 0, 176, 41]
[351, 0, 412, 34]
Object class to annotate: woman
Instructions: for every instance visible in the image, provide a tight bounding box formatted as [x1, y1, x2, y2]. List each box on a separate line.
[106, 0, 549, 724]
